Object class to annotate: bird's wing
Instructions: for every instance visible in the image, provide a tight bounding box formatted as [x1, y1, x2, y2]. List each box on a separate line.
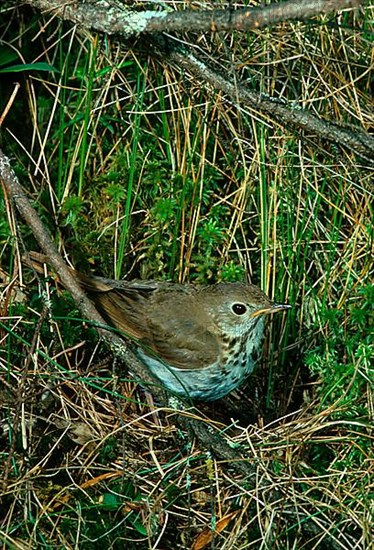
[67, 274, 220, 370]
[76, 278, 158, 341]
[24, 255, 221, 369]
[144, 293, 220, 370]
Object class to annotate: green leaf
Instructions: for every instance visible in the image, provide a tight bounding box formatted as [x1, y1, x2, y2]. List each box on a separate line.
[99, 493, 120, 511]
[133, 520, 147, 536]
[0, 62, 60, 74]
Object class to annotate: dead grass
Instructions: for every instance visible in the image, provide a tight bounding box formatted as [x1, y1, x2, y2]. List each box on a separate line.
[0, 1, 373, 548]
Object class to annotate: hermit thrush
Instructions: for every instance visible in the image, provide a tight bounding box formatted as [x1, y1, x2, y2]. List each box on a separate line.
[27, 253, 290, 401]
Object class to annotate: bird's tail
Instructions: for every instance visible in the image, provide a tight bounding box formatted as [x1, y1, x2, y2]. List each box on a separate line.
[23, 251, 109, 292]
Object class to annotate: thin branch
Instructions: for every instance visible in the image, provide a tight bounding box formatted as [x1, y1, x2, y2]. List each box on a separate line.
[0, 149, 164, 399]
[22, 0, 362, 38]
[164, 44, 374, 164]
[0, 146, 352, 550]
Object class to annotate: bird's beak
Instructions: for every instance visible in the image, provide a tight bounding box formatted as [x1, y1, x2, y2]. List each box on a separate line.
[250, 303, 292, 319]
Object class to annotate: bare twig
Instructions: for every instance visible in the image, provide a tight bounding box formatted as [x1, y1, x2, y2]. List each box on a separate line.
[0, 147, 353, 550]
[164, 45, 374, 164]
[22, 0, 362, 38]
[0, 83, 21, 127]
[0, 149, 165, 400]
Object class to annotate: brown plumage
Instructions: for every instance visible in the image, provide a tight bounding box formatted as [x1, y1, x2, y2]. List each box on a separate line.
[26, 252, 291, 400]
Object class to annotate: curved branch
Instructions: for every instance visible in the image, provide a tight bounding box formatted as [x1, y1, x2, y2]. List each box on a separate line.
[0, 149, 349, 548]
[165, 45, 374, 163]
[22, 0, 362, 38]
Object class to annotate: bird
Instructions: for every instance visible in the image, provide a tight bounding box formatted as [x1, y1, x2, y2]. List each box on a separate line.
[26, 252, 291, 401]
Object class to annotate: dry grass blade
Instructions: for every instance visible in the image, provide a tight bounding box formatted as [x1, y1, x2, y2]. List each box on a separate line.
[0, 0, 373, 548]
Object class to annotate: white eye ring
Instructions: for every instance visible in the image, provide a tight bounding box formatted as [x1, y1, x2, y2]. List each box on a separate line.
[231, 303, 247, 316]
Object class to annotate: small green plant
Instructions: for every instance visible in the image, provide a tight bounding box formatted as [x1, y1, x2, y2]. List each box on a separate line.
[306, 284, 373, 416]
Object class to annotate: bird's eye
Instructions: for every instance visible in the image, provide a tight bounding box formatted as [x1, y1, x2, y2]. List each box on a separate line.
[232, 303, 247, 315]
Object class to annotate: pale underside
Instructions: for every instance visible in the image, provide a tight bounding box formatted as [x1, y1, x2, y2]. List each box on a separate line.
[137, 319, 265, 400]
